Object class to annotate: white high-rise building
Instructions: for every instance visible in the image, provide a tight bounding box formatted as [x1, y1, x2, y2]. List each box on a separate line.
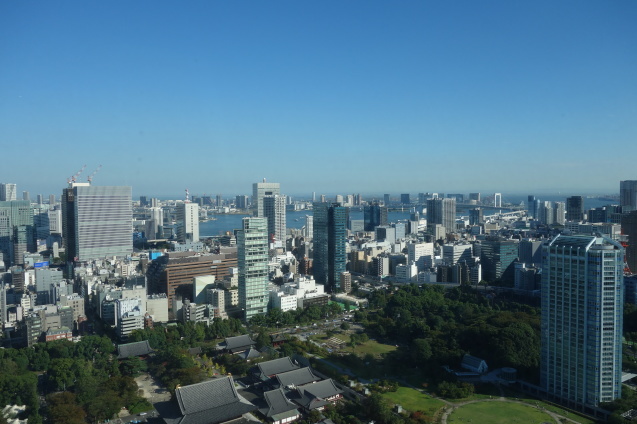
[176, 202, 199, 243]
[407, 242, 434, 270]
[252, 179, 280, 217]
[263, 195, 286, 244]
[541, 235, 624, 408]
[442, 243, 473, 265]
[0, 184, 17, 201]
[304, 215, 313, 239]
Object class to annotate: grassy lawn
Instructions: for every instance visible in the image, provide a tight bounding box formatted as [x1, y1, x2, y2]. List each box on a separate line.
[449, 401, 556, 424]
[346, 339, 397, 356]
[512, 396, 596, 424]
[381, 386, 445, 417]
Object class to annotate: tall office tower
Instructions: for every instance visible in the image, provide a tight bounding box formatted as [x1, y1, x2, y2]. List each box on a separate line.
[312, 192, 316, 202]
[418, 193, 426, 204]
[620, 180, 637, 212]
[493, 193, 502, 208]
[237, 217, 269, 321]
[538, 201, 554, 225]
[151, 197, 158, 207]
[469, 192, 481, 202]
[354, 193, 362, 206]
[49, 194, 55, 206]
[139, 196, 148, 207]
[363, 203, 388, 231]
[401, 194, 410, 205]
[313, 202, 348, 291]
[48, 208, 62, 234]
[553, 202, 566, 225]
[527, 195, 536, 218]
[320, 194, 326, 203]
[469, 208, 483, 225]
[216, 194, 222, 207]
[622, 210, 637, 274]
[263, 195, 286, 243]
[36, 194, 43, 205]
[566, 196, 584, 221]
[235, 195, 249, 209]
[427, 198, 456, 233]
[146, 207, 164, 240]
[0, 200, 34, 266]
[62, 183, 132, 262]
[407, 242, 434, 270]
[0, 183, 17, 201]
[480, 238, 518, 285]
[252, 179, 280, 217]
[442, 244, 473, 266]
[22, 191, 30, 202]
[335, 194, 344, 204]
[541, 235, 624, 407]
[383, 194, 390, 205]
[345, 194, 354, 206]
[176, 202, 199, 243]
[304, 215, 313, 239]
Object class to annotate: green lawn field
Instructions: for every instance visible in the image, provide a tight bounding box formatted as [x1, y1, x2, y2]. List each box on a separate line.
[381, 386, 446, 417]
[449, 401, 556, 424]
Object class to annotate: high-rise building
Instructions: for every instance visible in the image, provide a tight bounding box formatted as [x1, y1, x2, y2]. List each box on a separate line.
[62, 183, 132, 262]
[566, 196, 584, 221]
[622, 210, 637, 274]
[0, 200, 35, 266]
[620, 180, 637, 212]
[527, 195, 536, 218]
[22, 191, 30, 202]
[313, 203, 348, 292]
[541, 235, 624, 407]
[49, 194, 56, 206]
[401, 194, 410, 205]
[252, 179, 280, 217]
[427, 198, 456, 233]
[363, 203, 388, 231]
[383, 194, 390, 205]
[553, 202, 566, 225]
[238, 217, 269, 321]
[263, 195, 286, 243]
[139, 196, 149, 207]
[0, 183, 17, 201]
[469, 193, 481, 202]
[469, 208, 483, 225]
[480, 238, 518, 285]
[235, 195, 249, 209]
[176, 202, 199, 243]
[538, 201, 554, 225]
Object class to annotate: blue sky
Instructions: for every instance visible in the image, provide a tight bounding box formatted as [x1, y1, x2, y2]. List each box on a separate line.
[1, 1, 636, 198]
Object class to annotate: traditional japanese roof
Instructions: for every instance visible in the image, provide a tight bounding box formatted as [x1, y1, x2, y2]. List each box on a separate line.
[188, 347, 202, 356]
[235, 348, 261, 360]
[270, 333, 289, 343]
[259, 388, 300, 422]
[294, 379, 342, 411]
[275, 367, 321, 389]
[117, 340, 153, 359]
[461, 354, 487, 371]
[254, 357, 300, 380]
[167, 376, 257, 424]
[218, 335, 256, 353]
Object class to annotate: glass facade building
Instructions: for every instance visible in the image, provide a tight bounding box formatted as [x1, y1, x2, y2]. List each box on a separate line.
[238, 217, 269, 321]
[313, 203, 348, 292]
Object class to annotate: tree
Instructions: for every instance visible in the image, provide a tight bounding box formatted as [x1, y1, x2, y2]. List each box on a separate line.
[47, 392, 86, 424]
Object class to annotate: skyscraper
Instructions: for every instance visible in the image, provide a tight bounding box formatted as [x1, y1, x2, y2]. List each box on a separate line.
[622, 210, 637, 274]
[620, 180, 637, 212]
[401, 194, 410, 205]
[363, 203, 388, 231]
[0, 200, 34, 266]
[566, 196, 584, 221]
[238, 217, 269, 321]
[252, 179, 280, 217]
[62, 183, 132, 262]
[176, 202, 199, 243]
[541, 235, 623, 408]
[480, 238, 518, 285]
[263, 195, 286, 243]
[0, 183, 17, 201]
[313, 203, 348, 292]
[427, 198, 456, 233]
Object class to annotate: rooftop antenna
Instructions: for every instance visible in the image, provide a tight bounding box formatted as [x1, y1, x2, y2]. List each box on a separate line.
[87, 165, 102, 183]
[185, 189, 190, 203]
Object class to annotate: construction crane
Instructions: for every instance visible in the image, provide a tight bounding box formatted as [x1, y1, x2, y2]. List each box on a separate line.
[87, 165, 102, 183]
[67, 165, 87, 184]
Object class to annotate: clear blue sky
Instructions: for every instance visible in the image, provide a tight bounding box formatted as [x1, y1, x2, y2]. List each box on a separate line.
[1, 1, 636, 198]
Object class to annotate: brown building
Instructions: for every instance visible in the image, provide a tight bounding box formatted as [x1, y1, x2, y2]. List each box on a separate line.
[146, 250, 238, 307]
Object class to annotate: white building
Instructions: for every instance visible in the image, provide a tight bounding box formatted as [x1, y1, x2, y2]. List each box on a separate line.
[146, 294, 169, 323]
[176, 202, 199, 243]
[253, 180, 280, 218]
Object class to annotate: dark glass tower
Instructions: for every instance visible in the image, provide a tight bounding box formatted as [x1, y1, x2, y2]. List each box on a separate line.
[566, 196, 584, 221]
[313, 203, 348, 292]
[363, 203, 388, 231]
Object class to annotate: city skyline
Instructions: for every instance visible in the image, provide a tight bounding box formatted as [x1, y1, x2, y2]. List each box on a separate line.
[1, 1, 636, 196]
